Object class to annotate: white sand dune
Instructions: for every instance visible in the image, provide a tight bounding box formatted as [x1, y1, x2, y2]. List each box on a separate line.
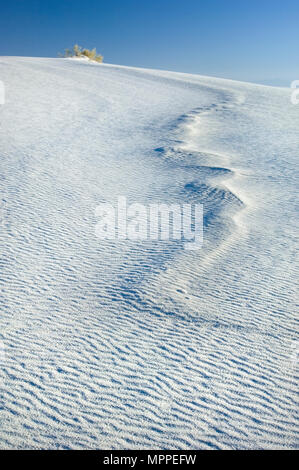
[0, 57, 298, 449]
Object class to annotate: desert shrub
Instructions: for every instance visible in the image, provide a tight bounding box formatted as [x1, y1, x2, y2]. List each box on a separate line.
[81, 49, 89, 58]
[94, 54, 103, 63]
[73, 44, 82, 57]
[82, 48, 96, 59]
[59, 45, 103, 63]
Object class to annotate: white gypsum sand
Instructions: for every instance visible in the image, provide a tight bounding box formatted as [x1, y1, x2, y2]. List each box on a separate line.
[0, 57, 298, 449]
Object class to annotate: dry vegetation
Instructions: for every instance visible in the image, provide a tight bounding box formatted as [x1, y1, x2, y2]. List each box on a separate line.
[60, 44, 103, 63]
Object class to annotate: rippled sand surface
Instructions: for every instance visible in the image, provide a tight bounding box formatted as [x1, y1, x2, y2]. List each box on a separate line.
[0, 58, 298, 449]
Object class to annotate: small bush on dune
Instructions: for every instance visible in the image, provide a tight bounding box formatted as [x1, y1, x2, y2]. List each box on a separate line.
[59, 45, 103, 63]
[73, 44, 82, 57]
[94, 54, 103, 63]
[82, 48, 96, 59]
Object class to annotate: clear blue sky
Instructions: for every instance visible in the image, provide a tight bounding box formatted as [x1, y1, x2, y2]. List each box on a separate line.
[0, 0, 298, 85]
